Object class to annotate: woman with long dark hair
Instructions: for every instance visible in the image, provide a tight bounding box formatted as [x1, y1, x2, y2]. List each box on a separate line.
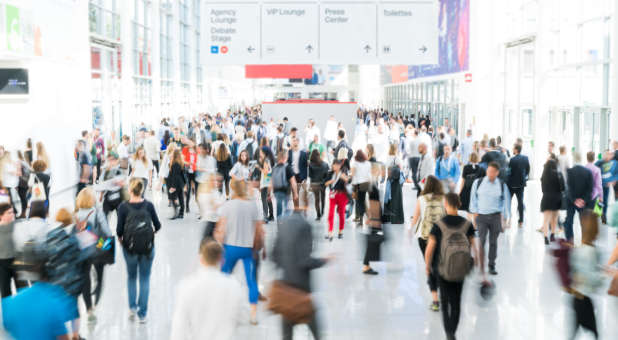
[256, 148, 274, 222]
[308, 149, 328, 221]
[215, 143, 233, 199]
[351, 150, 371, 226]
[325, 159, 349, 241]
[540, 159, 564, 244]
[168, 150, 186, 219]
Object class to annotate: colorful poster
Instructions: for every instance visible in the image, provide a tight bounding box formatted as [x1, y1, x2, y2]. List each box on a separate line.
[381, 0, 469, 84]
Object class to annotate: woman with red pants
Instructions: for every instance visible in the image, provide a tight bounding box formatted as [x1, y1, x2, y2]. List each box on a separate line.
[325, 159, 350, 241]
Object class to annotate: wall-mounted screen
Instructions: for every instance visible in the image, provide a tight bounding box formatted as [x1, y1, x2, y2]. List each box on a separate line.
[0, 69, 29, 95]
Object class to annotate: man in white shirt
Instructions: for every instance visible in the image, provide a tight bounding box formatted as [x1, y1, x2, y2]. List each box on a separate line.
[170, 239, 243, 339]
[416, 142, 436, 195]
[304, 119, 321, 147]
[143, 131, 161, 176]
[459, 129, 474, 165]
[117, 135, 131, 162]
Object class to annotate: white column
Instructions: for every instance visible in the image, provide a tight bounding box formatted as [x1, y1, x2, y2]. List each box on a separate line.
[612, 0, 618, 141]
[151, 2, 162, 128]
[120, 0, 135, 137]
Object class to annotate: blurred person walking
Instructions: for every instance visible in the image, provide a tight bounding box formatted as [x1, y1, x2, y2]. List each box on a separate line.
[540, 159, 565, 244]
[325, 159, 350, 241]
[309, 149, 329, 221]
[0, 203, 19, 298]
[507, 143, 530, 227]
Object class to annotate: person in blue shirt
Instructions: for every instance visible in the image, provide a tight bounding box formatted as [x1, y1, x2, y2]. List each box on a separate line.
[596, 150, 618, 223]
[469, 161, 510, 276]
[435, 145, 461, 193]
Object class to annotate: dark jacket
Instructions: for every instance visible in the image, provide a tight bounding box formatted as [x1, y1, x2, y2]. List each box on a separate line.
[566, 165, 593, 207]
[272, 212, 326, 292]
[334, 140, 353, 160]
[287, 149, 308, 182]
[167, 162, 186, 189]
[507, 154, 530, 188]
[308, 161, 329, 184]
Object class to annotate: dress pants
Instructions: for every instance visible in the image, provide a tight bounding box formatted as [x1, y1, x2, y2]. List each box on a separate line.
[509, 186, 525, 223]
[476, 213, 501, 268]
[438, 277, 464, 337]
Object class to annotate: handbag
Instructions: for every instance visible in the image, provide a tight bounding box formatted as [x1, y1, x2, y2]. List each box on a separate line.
[30, 176, 47, 202]
[92, 236, 116, 265]
[609, 273, 618, 297]
[593, 199, 604, 217]
[267, 280, 314, 324]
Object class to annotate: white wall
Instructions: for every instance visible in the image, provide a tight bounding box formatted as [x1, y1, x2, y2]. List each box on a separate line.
[0, 0, 91, 194]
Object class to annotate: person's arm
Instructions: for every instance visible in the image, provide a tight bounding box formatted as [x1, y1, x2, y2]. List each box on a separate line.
[297, 224, 327, 270]
[116, 205, 126, 239]
[96, 208, 112, 237]
[148, 202, 162, 232]
[607, 242, 618, 266]
[214, 217, 226, 244]
[502, 183, 511, 220]
[452, 159, 461, 182]
[424, 236, 437, 276]
[469, 180, 479, 215]
[410, 198, 421, 232]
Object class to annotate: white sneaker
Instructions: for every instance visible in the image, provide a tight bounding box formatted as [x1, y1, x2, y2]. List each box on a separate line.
[139, 316, 147, 324]
[129, 309, 137, 321]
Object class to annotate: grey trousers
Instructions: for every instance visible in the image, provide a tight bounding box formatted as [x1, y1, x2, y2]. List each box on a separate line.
[476, 213, 502, 268]
[282, 315, 320, 340]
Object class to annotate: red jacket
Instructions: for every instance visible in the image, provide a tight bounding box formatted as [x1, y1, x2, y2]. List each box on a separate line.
[182, 147, 197, 172]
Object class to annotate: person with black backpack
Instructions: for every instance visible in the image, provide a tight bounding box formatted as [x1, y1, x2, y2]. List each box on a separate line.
[116, 178, 161, 323]
[424, 193, 477, 340]
[270, 150, 298, 221]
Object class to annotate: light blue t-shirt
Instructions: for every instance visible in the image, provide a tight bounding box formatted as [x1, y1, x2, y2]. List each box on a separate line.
[2, 283, 73, 340]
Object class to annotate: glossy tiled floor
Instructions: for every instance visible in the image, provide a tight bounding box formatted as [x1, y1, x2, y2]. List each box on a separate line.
[54, 181, 618, 340]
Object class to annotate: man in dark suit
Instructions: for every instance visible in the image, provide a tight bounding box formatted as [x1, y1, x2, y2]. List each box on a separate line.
[565, 152, 594, 243]
[288, 136, 308, 209]
[272, 203, 331, 340]
[333, 129, 353, 160]
[507, 143, 530, 227]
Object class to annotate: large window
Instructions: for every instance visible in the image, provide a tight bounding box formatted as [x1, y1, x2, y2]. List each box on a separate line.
[89, 0, 120, 41]
[160, 2, 173, 81]
[194, 0, 203, 87]
[133, 0, 152, 77]
[179, 0, 191, 83]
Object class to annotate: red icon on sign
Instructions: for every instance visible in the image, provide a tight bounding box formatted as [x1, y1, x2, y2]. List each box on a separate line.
[221, 46, 229, 54]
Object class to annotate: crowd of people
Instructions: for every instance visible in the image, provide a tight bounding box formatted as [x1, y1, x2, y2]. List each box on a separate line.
[0, 106, 618, 340]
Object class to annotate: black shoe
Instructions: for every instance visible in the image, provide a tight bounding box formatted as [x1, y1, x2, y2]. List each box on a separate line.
[544, 237, 549, 245]
[602, 216, 607, 224]
[550, 234, 556, 242]
[363, 268, 378, 275]
[186, 206, 190, 213]
[325, 234, 333, 242]
[268, 216, 274, 222]
[488, 266, 498, 275]
[338, 233, 343, 239]
[170, 214, 179, 220]
[446, 332, 456, 340]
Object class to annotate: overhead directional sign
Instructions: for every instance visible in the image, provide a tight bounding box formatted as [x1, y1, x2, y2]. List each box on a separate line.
[319, 3, 377, 64]
[261, 3, 319, 63]
[203, 1, 438, 65]
[204, 4, 261, 64]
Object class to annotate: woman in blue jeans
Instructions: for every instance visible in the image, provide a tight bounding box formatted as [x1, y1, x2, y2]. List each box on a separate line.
[215, 179, 263, 325]
[116, 178, 162, 323]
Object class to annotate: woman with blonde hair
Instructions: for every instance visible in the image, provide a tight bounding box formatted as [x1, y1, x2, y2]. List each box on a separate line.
[35, 141, 50, 174]
[130, 146, 153, 193]
[75, 186, 112, 322]
[215, 179, 263, 324]
[168, 149, 186, 219]
[116, 178, 162, 323]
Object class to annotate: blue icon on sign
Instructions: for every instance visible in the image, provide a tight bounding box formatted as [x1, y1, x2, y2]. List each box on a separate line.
[211, 46, 219, 54]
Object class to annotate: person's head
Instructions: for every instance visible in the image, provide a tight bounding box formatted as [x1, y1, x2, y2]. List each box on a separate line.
[122, 135, 130, 145]
[586, 151, 595, 163]
[559, 145, 566, 155]
[443, 144, 452, 158]
[496, 136, 502, 145]
[291, 136, 299, 150]
[388, 143, 397, 156]
[215, 144, 228, 162]
[338, 129, 345, 141]
[418, 142, 427, 155]
[366, 144, 375, 159]
[488, 138, 496, 149]
[310, 149, 321, 165]
[354, 150, 367, 163]
[32, 160, 47, 173]
[421, 175, 444, 196]
[93, 128, 100, 137]
[55, 208, 73, 227]
[439, 132, 445, 140]
[0, 203, 14, 224]
[469, 152, 479, 164]
[81, 130, 88, 139]
[332, 159, 343, 172]
[444, 192, 461, 214]
[277, 150, 287, 164]
[199, 238, 223, 267]
[134, 146, 146, 160]
[230, 179, 247, 199]
[129, 177, 144, 198]
[513, 143, 522, 155]
[544, 159, 558, 173]
[580, 210, 599, 245]
[313, 134, 319, 144]
[573, 151, 582, 164]
[290, 127, 298, 136]
[605, 149, 614, 161]
[75, 187, 96, 210]
[239, 150, 249, 165]
[548, 141, 555, 153]
[486, 162, 500, 181]
[200, 143, 210, 156]
[466, 129, 472, 137]
[29, 200, 47, 219]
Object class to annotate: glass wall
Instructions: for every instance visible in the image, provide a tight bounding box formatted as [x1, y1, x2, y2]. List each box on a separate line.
[133, 0, 152, 118]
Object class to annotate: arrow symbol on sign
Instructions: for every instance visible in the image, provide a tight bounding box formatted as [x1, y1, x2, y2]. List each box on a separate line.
[419, 45, 428, 53]
[364, 45, 371, 53]
[247, 46, 255, 53]
[305, 44, 313, 53]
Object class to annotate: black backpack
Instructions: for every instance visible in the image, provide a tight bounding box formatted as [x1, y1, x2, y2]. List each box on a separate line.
[246, 141, 255, 161]
[122, 203, 155, 255]
[42, 228, 85, 296]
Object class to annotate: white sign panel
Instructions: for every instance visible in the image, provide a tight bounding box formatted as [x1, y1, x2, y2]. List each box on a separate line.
[378, 2, 438, 65]
[204, 4, 261, 64]
[319, 3, 377, 64]
[261, 3, 319, 63]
